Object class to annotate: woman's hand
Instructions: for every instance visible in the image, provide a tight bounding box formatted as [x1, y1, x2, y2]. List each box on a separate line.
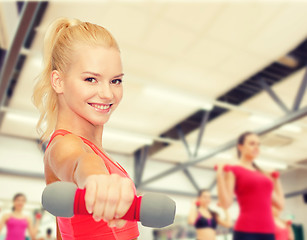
[84, 174, 135, 228]
[215, 163, 227, 173]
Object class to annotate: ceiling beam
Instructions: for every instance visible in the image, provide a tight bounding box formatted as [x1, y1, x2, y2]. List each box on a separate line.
[176, 125, 200, 191]
[292, 66, 307, 111]
[134, 146, 149, 188]
[0, 2, 41, 107]
[258, 78, 290, 114]
[193, 111, 210, 158]
[139, 104, 307, 188]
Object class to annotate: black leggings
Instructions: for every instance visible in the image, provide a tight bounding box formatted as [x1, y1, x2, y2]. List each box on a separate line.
[233, 231, 275, 240]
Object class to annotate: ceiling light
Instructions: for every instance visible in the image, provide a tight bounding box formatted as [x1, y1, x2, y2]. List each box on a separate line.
[5, 112, 38, 125]
[249, 114, 274, 124]
[279, 124, 302, 133]
[0, 107, 39, 124]
[216, 152, 232, 160]
[255, 158, 288, 170]
[143, 85, 213, 110]
[103, 128, 154, 145]
[277, 55, 299, 68]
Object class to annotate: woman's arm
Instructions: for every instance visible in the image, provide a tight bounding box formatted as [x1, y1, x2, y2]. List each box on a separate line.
[271, 173, 285, 210]
[187, 201, 198, 225]
[46, 134, 109, 186]
[216, 208, 232, 228]
[27, 216, 40, 239]
[0, 214, 9, 233]
[287, 222, 295, 240]
[216, 164, 235, 209]
[46, 134, 135, 228]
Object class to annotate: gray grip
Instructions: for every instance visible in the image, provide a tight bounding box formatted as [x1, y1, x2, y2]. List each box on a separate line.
[42, 181, 77, 218]
[140, 192, 176, 228]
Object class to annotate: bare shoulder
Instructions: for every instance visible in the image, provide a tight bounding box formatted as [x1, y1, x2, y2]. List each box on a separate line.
[46, 133, 91, 163]
[1, 213, 11, 222]
[49, 133, 85, 150]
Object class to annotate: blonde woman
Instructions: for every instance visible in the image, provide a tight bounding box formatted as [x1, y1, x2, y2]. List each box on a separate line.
[33, 18, 139, 240]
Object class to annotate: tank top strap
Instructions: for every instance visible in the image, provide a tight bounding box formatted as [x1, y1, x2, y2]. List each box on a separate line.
[46, 129, 128, 176]
[194, 211, 202, 225]
[46, 129, 72, 150]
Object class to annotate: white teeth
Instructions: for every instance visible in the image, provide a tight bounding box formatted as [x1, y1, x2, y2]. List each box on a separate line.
[92, 104, 110, 110]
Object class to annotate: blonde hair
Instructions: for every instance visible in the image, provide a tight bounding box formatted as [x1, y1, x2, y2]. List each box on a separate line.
[32, 18, 119, 142]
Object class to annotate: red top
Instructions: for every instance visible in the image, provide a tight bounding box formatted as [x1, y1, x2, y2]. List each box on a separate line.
[275, 223, 289, 240]
[227, 165, 275, 233]
[46, 129, 139, 240]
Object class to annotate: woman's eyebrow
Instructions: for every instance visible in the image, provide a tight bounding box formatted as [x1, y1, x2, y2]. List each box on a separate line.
[113, 73, 124, 78]
[82, 72, 124, 78]
[82, 71, 102, 77]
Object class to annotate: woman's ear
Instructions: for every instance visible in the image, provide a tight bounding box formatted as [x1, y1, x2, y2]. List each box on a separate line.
[237, 144, 243, 154]
[51, 70, 64, 93]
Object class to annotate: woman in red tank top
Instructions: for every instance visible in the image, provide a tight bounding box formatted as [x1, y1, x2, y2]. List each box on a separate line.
[33, 17, 139, 240]
[216, 132, 285, 240]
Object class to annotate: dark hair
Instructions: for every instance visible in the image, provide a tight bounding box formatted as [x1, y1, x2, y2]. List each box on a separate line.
[197, 189, 218, 221]
[47, 228, 52, 235]
[237, 131, 255, 158]
[13, 193, 25, 201]
[237, 131, 262, 172]
[198, 189, 209, 197]
[12, 193, 26, 211]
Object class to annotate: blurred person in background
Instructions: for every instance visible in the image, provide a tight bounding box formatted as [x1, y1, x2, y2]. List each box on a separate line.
[216, 131, 285, 240]
[188, 189, 232, 240]
[0, 193, 40, 240]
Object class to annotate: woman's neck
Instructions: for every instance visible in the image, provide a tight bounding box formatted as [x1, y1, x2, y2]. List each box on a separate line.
[199, 205, 209, 211]
[239, 156, 254, 168]
[13, 209, 23, 215]
[56, 113, 104, 148]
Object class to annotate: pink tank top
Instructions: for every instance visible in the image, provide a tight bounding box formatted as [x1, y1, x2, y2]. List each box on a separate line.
[227, 165, 275, 233]
[46, 129, 139, 240]
[5, 216, 28, 240]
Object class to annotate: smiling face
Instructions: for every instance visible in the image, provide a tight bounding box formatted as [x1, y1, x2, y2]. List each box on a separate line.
[238, 133, 260, 160]
[53, 45, 123, 127]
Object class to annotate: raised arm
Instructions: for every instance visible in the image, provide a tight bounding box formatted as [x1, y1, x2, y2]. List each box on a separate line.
[46, 134, 134, 228]
[216, 164, 236, 209]
[26, 215, 40, 240]
[216, 207, 232, 228]
[187, 200, 198, 225]
[271, 172, 285, 210]
[46, 134, 109, 186]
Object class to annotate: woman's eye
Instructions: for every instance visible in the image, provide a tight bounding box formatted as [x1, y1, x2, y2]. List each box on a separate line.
[111, 79, 122, 85]
[85, 77, 96, 83]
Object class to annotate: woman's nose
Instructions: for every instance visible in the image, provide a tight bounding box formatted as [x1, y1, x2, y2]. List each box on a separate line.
[98, 82, 113, 99]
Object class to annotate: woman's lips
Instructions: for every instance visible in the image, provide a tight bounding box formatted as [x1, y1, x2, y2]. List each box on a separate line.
[88, 103, 112, 112]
